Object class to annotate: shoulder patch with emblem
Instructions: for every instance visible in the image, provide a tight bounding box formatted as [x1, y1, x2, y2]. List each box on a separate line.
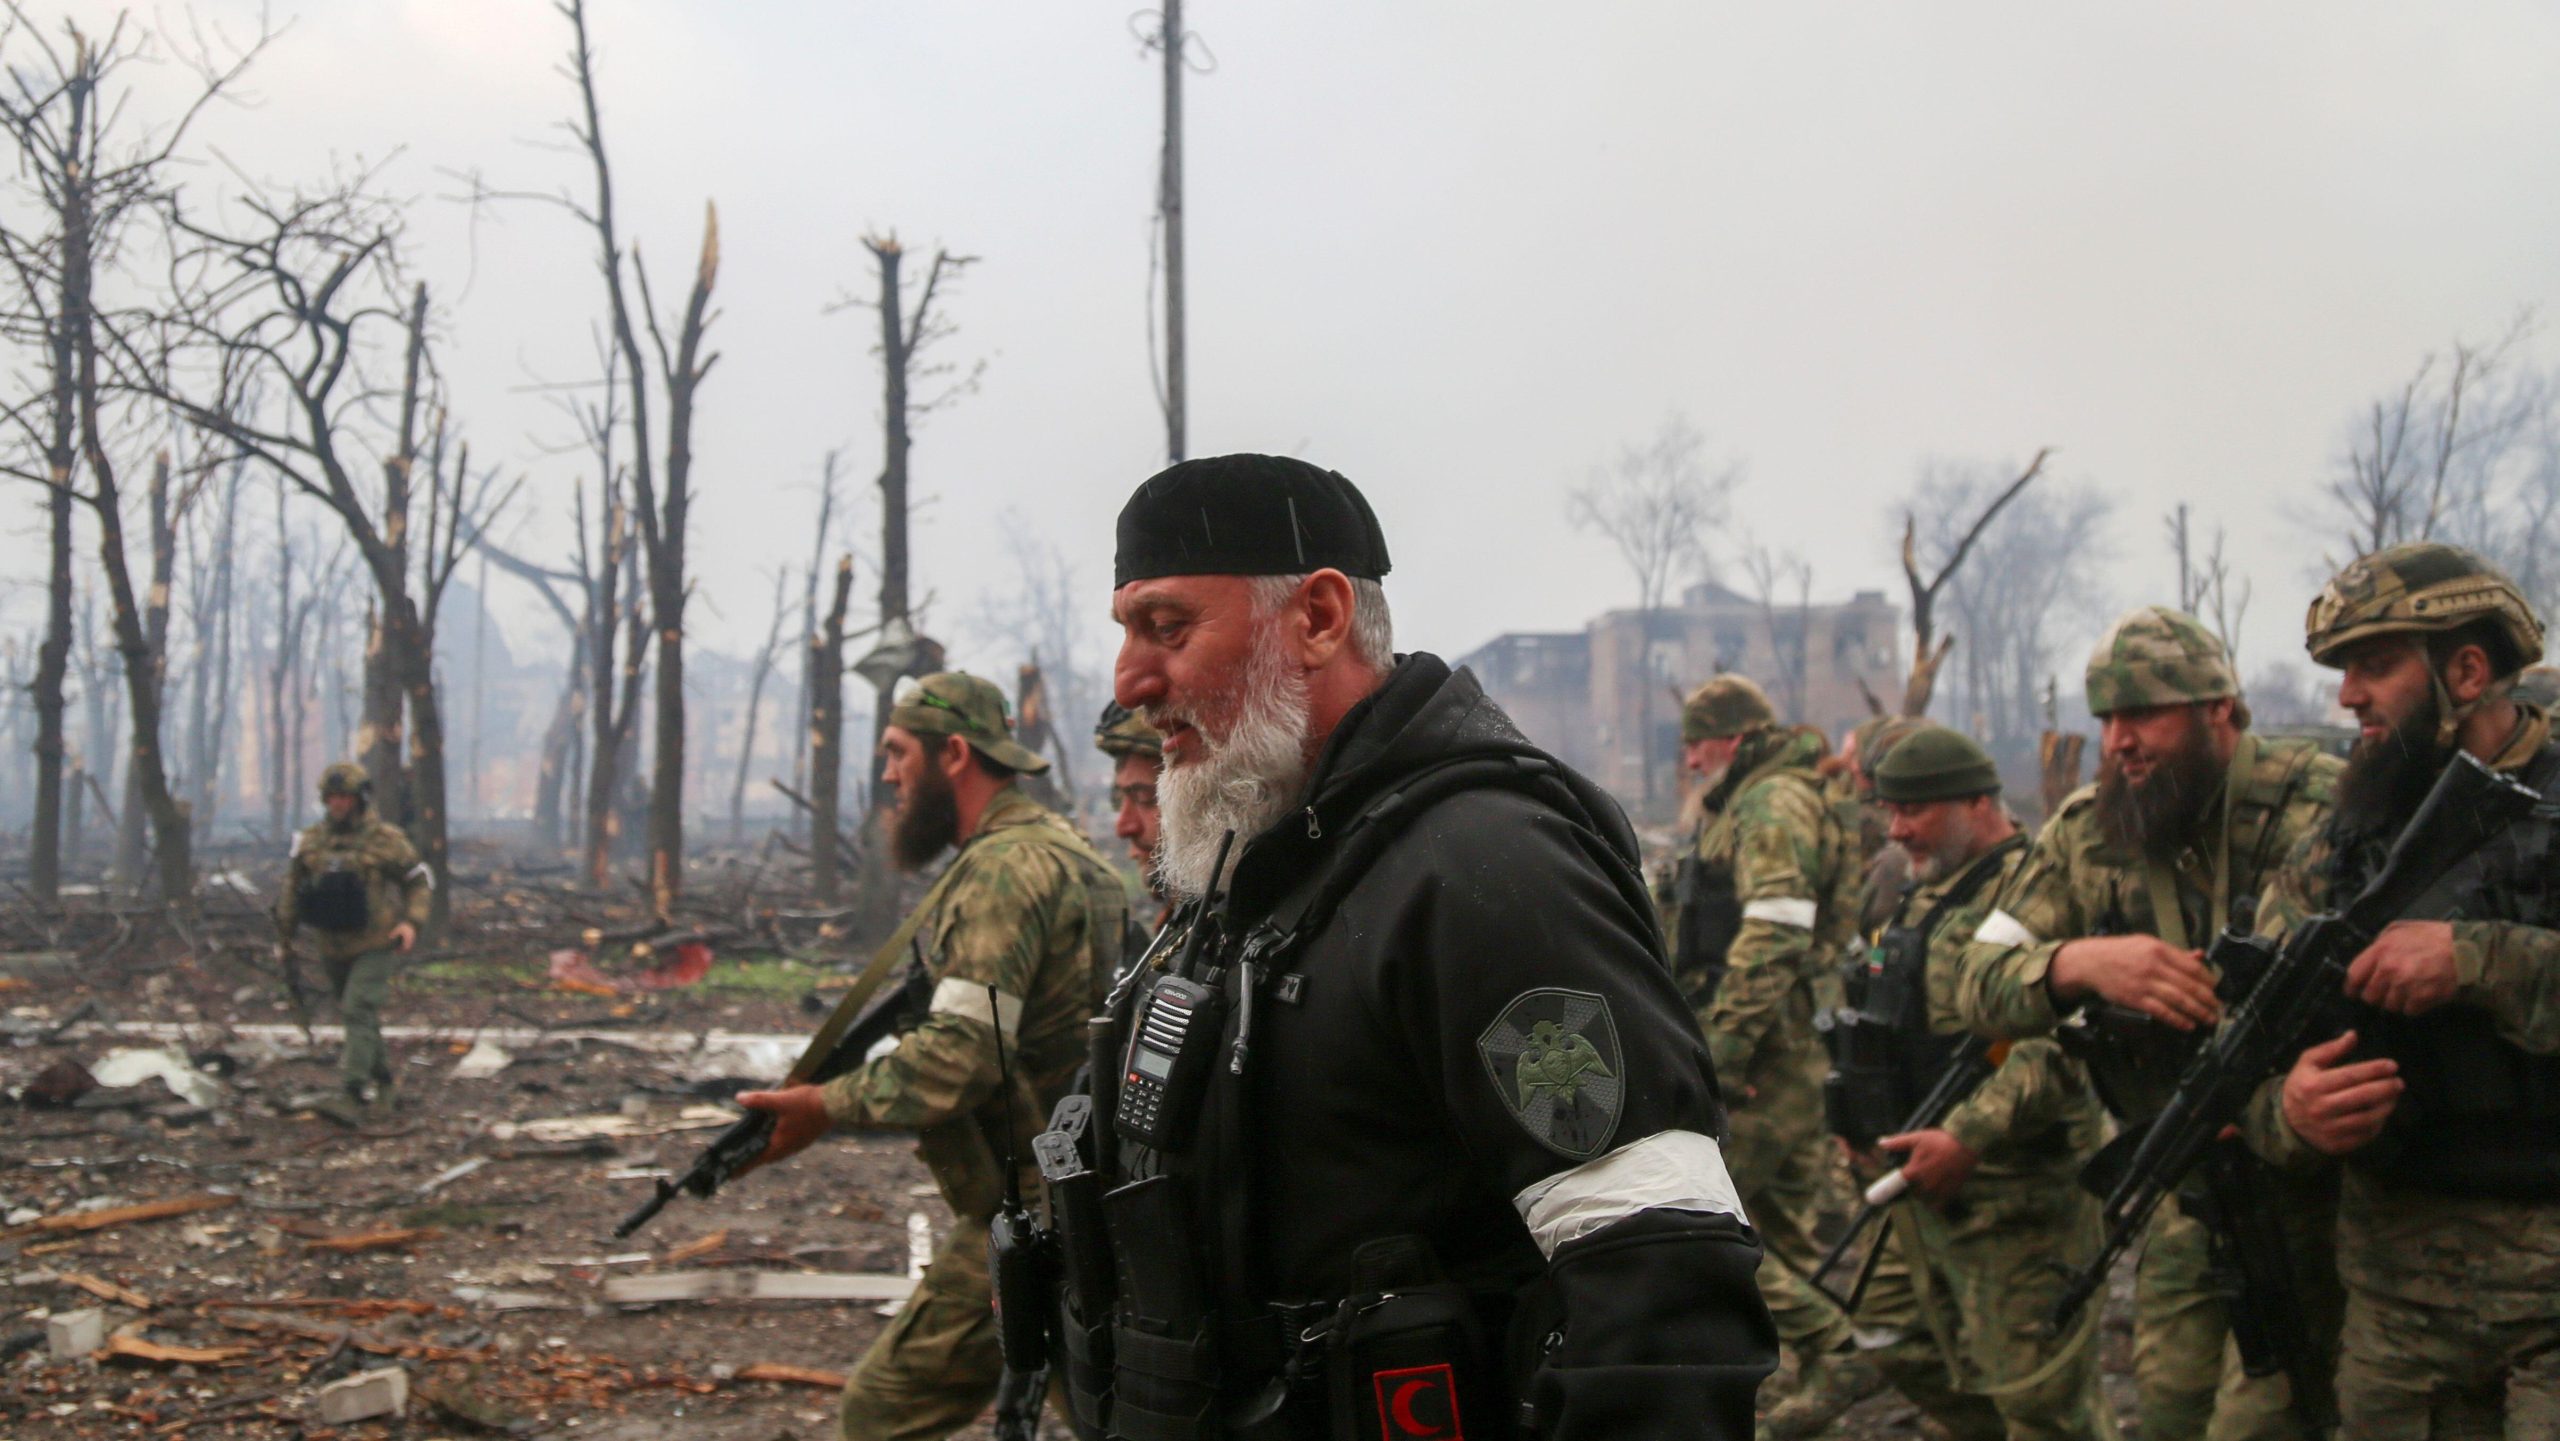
[1477, 988, 1625, 1159]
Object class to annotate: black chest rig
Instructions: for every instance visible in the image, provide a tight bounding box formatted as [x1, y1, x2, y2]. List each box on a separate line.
[1671, 848, 1742, 1003]
[297, 838, 374, 933]
[1822, 837, 2023, 1148]
[1034, 754, 1654, 1441]
[2344, 745, 2560, 1201]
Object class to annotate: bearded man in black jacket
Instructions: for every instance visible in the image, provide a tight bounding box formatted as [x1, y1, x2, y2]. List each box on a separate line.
[1051, 454, 1773, 1441]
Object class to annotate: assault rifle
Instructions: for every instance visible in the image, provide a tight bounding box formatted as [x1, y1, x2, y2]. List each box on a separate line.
[1809, 1032, 2000, 1306]
[2047, 751, 2542, 1333]
[612, 959, 933, 1238]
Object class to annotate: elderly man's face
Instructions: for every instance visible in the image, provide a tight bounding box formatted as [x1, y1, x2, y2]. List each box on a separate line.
[1111, 575, 1268, 768]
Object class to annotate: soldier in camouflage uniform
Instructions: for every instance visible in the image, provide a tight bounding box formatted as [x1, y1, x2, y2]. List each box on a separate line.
[1094, 700, 1169, 930]
[740, 672, 1130, 1441]
[2252, 545, 2560, 1437]
[1952, 608, 2342, 1441]
[1670, 675, 1884, 1430]
[1816, 726, 2118, 1440]
[273, 761, 433, 1107]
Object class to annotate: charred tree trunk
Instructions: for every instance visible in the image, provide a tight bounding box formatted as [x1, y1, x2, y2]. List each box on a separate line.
[868, 237, 912, 805]
[28, 350, 73, 905]
[535, 632, 587, 853]
[116, 453, 180, 890]
[730, 569, 790, 842]
[810, 556, 854, 902]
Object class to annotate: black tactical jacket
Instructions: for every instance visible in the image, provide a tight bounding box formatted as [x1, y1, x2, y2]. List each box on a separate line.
[1153, 654, 1773, 1440]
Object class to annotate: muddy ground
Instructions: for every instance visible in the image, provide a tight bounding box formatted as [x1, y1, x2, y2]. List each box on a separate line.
[2, 856, 2144, 1441]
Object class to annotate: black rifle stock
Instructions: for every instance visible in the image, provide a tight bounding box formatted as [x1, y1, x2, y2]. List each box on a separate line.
[612, 962, 932, 1239]
[1810, 1032, 1999, 1301]
[2047, 751, 2541, 1332]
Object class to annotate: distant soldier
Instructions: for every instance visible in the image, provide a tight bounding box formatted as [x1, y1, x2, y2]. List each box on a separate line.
[1953, 607, 2343, 1440]
[1093, 700, 1168, 929]
[1671, 675, 1883, 1430]
[273, 762, 433, 1108]
[2256, 544, 2560, 1435]
[1837, 713, 1931, 933]
[737, 672, 1129, 1441]
[1826, 725, 2118, 1440]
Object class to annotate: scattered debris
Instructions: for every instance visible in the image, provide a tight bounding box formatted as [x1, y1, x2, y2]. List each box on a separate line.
[418, 1370, 539, 1434]
[601, 1269, 916, 1305]
[662, 1229, 730, 1263]
[303, 1226, 438, 1254]
[313, 1365, 410, 1423]
[415, 1155, 492, 1196]
[451, 1286, 572, 1312]
[451, 1039, 515, 1079]
[61, 1270, 154, 1308]
[46, 1306, 106, 1359]
[0, 1191, 235, 1241]
[90, 1046, 226, 1107]
[487, 1104, 736, 1143]
[735, 1361, 850, 1389]
[20, 1056, 98, 1107]
[99, 1333, 254, 1366]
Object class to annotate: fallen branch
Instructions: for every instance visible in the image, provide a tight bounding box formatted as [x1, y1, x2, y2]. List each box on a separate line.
[735, 1362, 849, 1389]
[302, 1226, 439, 1254]
[100, 1333, 253, 1366]
[0, 1192, 234, 1241]
[61, 1271, 154, 1308]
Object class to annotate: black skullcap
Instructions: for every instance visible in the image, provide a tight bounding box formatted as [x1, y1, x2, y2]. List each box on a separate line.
[1114, 454, 1392, 587]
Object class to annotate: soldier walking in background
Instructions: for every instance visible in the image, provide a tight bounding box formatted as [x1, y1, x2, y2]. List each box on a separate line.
[273, 762, 432, 1110]
[1094, 699, 1169, 931]
[1670, 674, 1885, 1431]
[1813, 726, 2118, 1440]
[1953, 608, 2343, 1440]
[736, 672, 1129, 1441]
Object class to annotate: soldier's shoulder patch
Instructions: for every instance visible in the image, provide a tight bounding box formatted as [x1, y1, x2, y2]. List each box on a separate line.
[1477, 988, 1625, 1159]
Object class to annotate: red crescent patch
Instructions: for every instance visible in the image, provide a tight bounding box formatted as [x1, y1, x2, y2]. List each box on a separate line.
[1371, 1362, 1462, 1440]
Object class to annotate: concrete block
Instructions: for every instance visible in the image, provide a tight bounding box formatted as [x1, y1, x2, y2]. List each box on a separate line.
[45, 1308, 104, 1359]
[313, 1365, 408, 1423]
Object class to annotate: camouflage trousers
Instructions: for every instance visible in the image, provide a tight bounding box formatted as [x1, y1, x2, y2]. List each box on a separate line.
[2333, 1285, 2560, 1439]
[1724, 1067, 1851, 1362]
[1852, 1176, 2120, 1441]
[2134, 1194, 2342, 1441]
[324, 949, 396, 1089]
[838, 1214, 1001, 1441]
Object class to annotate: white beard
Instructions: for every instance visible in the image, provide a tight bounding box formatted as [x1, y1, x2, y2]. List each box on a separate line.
[1149, 631, 1315, 901]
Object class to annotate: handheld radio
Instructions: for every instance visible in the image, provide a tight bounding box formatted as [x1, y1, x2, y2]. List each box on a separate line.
[984, 984, 1053, 1374]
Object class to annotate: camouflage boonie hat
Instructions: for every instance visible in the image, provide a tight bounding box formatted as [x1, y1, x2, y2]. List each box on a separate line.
[887, 671, 1050, 774]
[1093, 701, 1162, 761]
[1872, 724, 2002, 804]
[319, 761, 370, 797]
[2084, 606, 2237, 716]
[1681, 674, 1776, 742]
[2304, 543, 2543, 673]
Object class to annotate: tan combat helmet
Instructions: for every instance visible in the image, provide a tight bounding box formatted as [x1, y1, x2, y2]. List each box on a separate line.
[2305, 542, 2544, 744]
[1681, 674, 1777, 742]
[319, 761, 371, 799]
[887, 671, 1051, 774]
[2083, 606, 2238, 717]
[1093, 701, 1163, 761]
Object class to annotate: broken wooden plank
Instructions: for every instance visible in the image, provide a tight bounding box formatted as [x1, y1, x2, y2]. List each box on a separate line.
[208, 1308, 484, 1362]
[60, 1271, 154, 1308]
[100, 1333, 254, 1366]
[602, 1269, 916, 1305]
[0, 1193, 234, 1241]
[735, 1362, 849, 1389]
[661, 1229, 729, 1264]
[302, 1226, 438, 1255]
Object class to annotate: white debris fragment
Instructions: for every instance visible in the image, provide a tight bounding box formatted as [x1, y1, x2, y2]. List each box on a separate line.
[450, 1040, 514, 1080]
[89, 1048, 224, 1108]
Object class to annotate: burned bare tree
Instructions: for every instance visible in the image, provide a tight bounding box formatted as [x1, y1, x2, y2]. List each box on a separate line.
[0, 10, 260, 901]
[807, 555, 856, 903]
[2320, 314, 2537, 558]
[1741, 541, 1812, 723]
[728, 567, 792, 842]
[2165, 502, 2250, 669]
[1894, 448, 2050, 717]
[1566, 413, 1737, 803]
[790, 452, 842, 814]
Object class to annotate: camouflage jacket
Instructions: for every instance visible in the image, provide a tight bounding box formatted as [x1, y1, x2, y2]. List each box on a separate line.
[2249, 706, 2560, 1319]
[1950, 734, 2340, 1038]
[1690, 726, 1857, 1089]
[818, 787, 1128, 1222]
[274, 812, 433, 963]
[1910, 838, 2106, 1183]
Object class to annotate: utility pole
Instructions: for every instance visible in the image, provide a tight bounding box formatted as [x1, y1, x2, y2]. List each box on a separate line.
[1157, 0, 1187, 463]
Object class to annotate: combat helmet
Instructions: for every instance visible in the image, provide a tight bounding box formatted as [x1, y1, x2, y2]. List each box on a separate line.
[2306, 543, 2544, 745]
[1681, 674, 1776, 742]
[319, 761, 371, 799]
[1093, 701, 1162, 761]
[2084, 606, 2237, 717]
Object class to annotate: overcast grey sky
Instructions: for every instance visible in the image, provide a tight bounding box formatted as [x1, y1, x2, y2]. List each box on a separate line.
[17, 0, 2560, 691]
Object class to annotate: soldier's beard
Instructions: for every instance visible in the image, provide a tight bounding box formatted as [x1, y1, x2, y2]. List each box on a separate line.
[1149, 628, 1315, 901]
[891, 761, 961, 871]
[2094, 726, 2222, 860]
[2334, 691, 2450, 841]
[1897, 812, 1979, 886]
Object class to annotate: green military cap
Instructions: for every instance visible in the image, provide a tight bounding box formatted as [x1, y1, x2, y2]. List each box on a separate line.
[2084, 606, 2237, 716]
[319, 761, 370, 797]
[888, 671, 1051, 774]
[1093, 701, 1162, 760]
[1871, 724, 2002, 804]
[1851, 714, 1930, 775]
[2304, 542, 2544, 673]
[1681, 674, 1776, 741]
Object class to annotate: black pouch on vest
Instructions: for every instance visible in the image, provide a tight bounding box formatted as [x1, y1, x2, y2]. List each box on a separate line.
[1324, 1288, 1490, 1441]
[1104, 1175, 1218, 1441]
[299, 867, 369, 933]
